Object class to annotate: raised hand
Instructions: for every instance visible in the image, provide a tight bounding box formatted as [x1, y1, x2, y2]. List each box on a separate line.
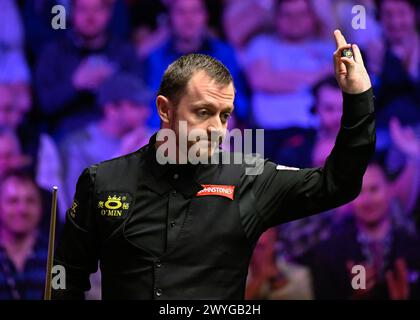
[333, 30, 372, 94]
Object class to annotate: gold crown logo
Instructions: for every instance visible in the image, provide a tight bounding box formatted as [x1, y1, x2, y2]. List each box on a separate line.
[108, 195, 121, 202]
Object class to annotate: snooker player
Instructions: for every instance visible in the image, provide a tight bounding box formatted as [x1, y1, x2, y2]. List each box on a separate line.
[52, 30, 375, 299]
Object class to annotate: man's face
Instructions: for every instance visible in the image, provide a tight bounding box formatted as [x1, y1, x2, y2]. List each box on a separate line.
[167, 71, 235, 159]
[170, 0, 208, 43]
[276, 0, 316, 41]
[381, 0, 417, 44]
[72, 0, 111, 39]
[316, 86, 342, 134]
[0, 178, 42, 237]
[352, 165, 391, 228]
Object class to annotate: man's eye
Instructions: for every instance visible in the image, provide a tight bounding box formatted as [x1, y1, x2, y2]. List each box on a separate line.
[222, 113, 231, 122]
[197, 109, 209, 117]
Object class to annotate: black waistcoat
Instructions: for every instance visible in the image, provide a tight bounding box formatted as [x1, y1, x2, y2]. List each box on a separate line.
[93, 146, 254, 299]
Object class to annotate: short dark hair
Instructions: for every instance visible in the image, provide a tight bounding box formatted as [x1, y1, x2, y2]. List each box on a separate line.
[157, 53, 234, 106]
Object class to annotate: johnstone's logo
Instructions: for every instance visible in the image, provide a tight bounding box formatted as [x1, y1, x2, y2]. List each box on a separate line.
[98, 194, 131, 217]
[196, 184, 235, 200]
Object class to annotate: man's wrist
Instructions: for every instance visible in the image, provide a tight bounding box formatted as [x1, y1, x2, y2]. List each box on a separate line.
[342, 87, 375, 126]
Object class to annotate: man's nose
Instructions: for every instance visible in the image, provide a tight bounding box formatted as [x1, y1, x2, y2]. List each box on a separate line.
[207, 125, 223, 141]
[208, 115, 223, 132]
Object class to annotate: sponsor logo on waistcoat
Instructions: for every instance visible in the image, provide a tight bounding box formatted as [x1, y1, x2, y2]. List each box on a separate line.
[196, 185, 235, 200]
[97, 194, 131, 217]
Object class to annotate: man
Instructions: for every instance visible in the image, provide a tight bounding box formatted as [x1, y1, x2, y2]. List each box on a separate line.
[270, 75, 343, 169]
[145, 0, 249, 126]
[369, 0, 420, 127]
[35, 0, 143, 136]
[0, 0, 30, 85]
[0, 171, 48, 300]
[53, 30, 375, 299]
[309, 163, 420, 300]
[278, 116, 420, 262]
[0, 81, 64, 218]
[244, 0, 334, 129]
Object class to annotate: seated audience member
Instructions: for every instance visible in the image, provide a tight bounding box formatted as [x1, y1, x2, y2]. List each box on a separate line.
[385, 118, 420, 231]
[309, 163, 420, 300]
[129, 0, 170, 59]
[0, 171, 48, 300]
[35, 0, 143, 136]
[60, 73, 153, 212]
[22, 0, 131, 62]
[386, 120, 420, 232]
[145, 0, 249, 126]
[267, 76, 342, 169]
[222, 0, 274, 52]
[0, 0, 30, 84]
[0, 82, 64, 216]
[314, 0, 381, 49]
[244, 0, 334, 130]
[0, 128, 57, 233]
[246, 228, 313, 300]
[277, 116, 420, 261]
[368, 0, 420, 127]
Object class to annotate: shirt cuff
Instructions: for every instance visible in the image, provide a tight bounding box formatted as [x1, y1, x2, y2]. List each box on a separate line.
[342, 87, 375, 126]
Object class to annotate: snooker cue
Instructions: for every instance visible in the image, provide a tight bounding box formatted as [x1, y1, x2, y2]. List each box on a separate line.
[44, 186, 58, 300]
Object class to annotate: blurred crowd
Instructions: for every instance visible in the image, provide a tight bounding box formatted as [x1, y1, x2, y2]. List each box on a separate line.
[0, 0, 419, 300]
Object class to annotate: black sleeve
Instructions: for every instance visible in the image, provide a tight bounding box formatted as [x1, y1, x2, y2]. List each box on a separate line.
[252, 88, 376, 230]
[52, 166, 99, 300]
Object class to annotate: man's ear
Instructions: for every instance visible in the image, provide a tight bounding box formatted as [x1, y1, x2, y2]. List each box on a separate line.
[156, 95, 172, 124]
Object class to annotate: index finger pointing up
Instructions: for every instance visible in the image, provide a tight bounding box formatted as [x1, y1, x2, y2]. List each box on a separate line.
[334, 29, 348, 48]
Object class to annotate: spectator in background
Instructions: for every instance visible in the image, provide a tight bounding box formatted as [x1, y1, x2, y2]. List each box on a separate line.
[22, 0, 131, 64]
[145, 0, 249, 127]
[309, 163, 420, 300]
[0, 128, 58, 235]
[244, 0, 335, 130]
[0, 82, 64, 217]
[246, 228, 313, 300]
[35, 0, 143, 137]
[0, 0, 32, 124]
[313, 0, 382, 48]
[128, 0, 170, 59]
[0, 0, 31, 85]
[368, 0, 420, 127]
[0, 171, 48, 300]
[222, 0, 274, 54]
[275, 101, 420, 261]
[268, 76, 342, 169]
[60, 73, 153, 213]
